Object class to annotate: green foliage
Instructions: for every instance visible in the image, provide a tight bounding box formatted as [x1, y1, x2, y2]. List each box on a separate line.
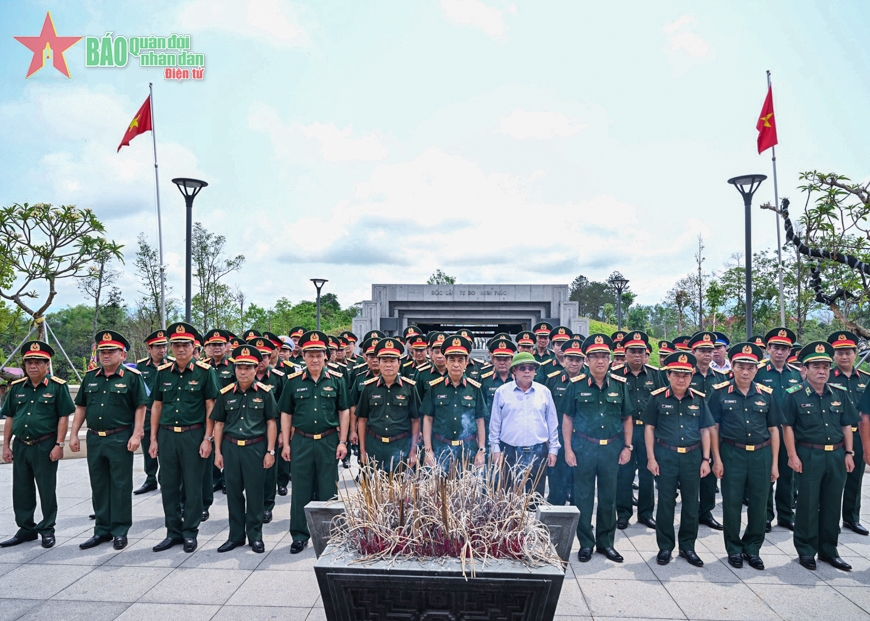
[427, 269, 456, 285]
[570, 272, 634, 322]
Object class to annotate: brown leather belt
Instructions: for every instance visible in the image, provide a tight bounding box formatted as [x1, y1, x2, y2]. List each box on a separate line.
[160, 423, 204, 433]
[798, 441, 844, 452]
[656, 439, 701, 454]
[16, 432, 55, 446]
[225, 435, 265, 447]
[434, 432, 475, 447]
[89, 426, 131, 437]
[723, 438, 771, 451]
[367, 428, 410, 444]
[575, 431, 622, 446]
[293, 427, 337, 440]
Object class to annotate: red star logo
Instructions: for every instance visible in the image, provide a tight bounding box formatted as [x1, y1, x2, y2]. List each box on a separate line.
[14, 12, 82, 79]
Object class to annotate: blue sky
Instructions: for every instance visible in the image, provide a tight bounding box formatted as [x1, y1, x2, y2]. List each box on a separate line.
[1, 1, 869, 316]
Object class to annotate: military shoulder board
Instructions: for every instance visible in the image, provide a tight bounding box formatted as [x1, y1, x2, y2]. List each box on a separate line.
[481, 370, 494, 379]
[858, 368, 870, 377]
[125, 366, 142, 375]
[608, 373, 627, 383]
[417, 364, 431, 372]
[50, 375, 68, 384]
[689, 388, 706, 399]
[429, 376, 445, 386]
[157, 362, 173, 371]
[195, 361, 212, 370]
[756, 361, 767, 368]
[363, 376, 379, 386]
[547, 369, 562, 378]
[650, 386, 667, 396]
[786, 385, 803, 394]
[271, 368, 285, 377]
[756, 384, 773, 394]
[257, 382, 274, 392]
[220, 383, 235, 394]
[569, 374, 587, 383]
[466, 378, 481, 388]
[137, 357, 149, 364]
[402, 376, 416, 386]
[610, 364, 625, 371]
[327, 369, 343, 378]
[10, 377, 26, 385]
[286, 371, 303, 381]
[712, 381, 731, 390]
[402, 360, 414, 367]
[829, 383, 847, 391]
[645, 363, 660, 371]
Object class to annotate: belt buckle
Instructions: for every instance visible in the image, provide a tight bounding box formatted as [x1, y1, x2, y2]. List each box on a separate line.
[853, 426, 859, 432]
[745, 444, 755, 452]
[381, 437, 390, 443]
[824, 444, 834, 451]
[599, 439, 608, 446]
[97, 431, 107, 437]
[635, 420, 644, 425]
[237, 440, 246, 447]
[313, 434, 322, 440]
[173, 426, 182, 433]
[677, 447, 687, 454]
[522, 447, 532, 453]
[451, 440, 461, 446]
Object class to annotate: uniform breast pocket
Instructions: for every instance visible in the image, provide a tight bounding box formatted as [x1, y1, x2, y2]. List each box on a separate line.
[828, 405, 844, 418]
[36, 394, 56, 413]
[319, 388, 336, 400]
[798, 405, 817, 417]
[390, 394, 409, 407]
[368, 395, 384, 408]
[752, 402, 769, 415]
[109, 383, 129, 406]
[249, 400, 265, 412]
[658, 404, 674, 417]
[605, 392, 623, 406]
[686, 405, 701, 418]
[435, 396, 451, 409]
[183, 383, 203, 403]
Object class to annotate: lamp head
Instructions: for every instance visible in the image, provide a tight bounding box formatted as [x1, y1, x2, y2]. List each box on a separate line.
[172, 177, 208, 199]
[728, 174, 766, 199]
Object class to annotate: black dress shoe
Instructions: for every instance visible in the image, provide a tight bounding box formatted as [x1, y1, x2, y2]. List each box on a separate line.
[777, 519, 794, 531]
[798, 555, 816, 570]
[263, 510, 273, 524]
[113, 536, 128, 550]
[277, 486, 288, 496]
[183, 538, 197, 553]
[0, 533, 38, 547]
[290, 540, 307, 554]
[79, 534, 112, 549]
[596, 547, 624, 563]
[250, 540, 265, 553]
[201, 510, 210, 522]
[638, 516, 657, 530]
[742, 553, 764, 570]
[765, 521, 772, 533]
[843, 521, 870, 536]
[819, 556, 852, 571]
[133, 482, 157, 495]
[152, 537, 182, 552]
[41, 534, 55, 549]
[577, 547, 592, 562]
[88, 514, 96, 520]
[212, 482, 223, 492]
[743, 497, 750, 506]
[679, 549, 704, 567]
[727, 553, 743, 568]
[632, 482, 639, 490]
[616, 517, 629, 530]
[700, 516, 723, 531]
[217, 540, 244, 553]
[632, 495, 638, 506]
[221, 484, 227, 495]
[656, 549, 672, 565]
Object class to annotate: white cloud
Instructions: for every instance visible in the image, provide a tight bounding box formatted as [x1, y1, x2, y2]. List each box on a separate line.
[300, 123, 389, 162]
[179, 0, 312, 48]
[440, 0, 510, 40]
[662, 15, 709, 58]
[496, 109, 587, 140]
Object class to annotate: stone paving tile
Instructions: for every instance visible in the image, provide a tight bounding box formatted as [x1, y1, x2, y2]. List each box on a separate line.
[721, 551, 826, 586]
[52, 565, 173, 602]
[570, 549, 658, 582]
[37, 535, 125, 566]
[578, 579, 686, 619]
[139, 567, 252, 605]
[103, 537, 194, 568]
[750, 584, 870, 621]
[304, 609, 326, 621]
[0, 599, 40, 621]
[114, 602, 221, 621]
[212, 605, 312, 621]
[554, 575, 590, 617]
[178, 538, 278, 570]
[645, 555, 741, 583]
[833, 586, 870, 615]
[0, 541, 52, 564]
[257, 539, 319, 571]
[15, 600, 130, 621]
[664, 581, 781, 620]
[226, 569, 321, 608]
[815, 554, 870, 586]
[0, 564, 94, 599]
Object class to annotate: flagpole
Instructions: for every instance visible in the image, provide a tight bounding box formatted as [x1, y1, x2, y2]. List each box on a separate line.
[767, 70, 786, 326]
[149, 83, 167, 328]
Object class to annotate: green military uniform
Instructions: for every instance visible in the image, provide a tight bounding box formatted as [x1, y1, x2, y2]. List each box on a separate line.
[613, 332, 663, 526]
[783, 342, 859, 562]
[479, 337, 517, 457]
[421, 370, 485, 466]
[357, 368, 420, 470]
[247, 337, 285, 518]
[532, 321, 553, 364]
[562, 334, 631, 553]
[76, 339, 148, 539]
[278, 331, 349, 545]
[828, 330, 868, 531]
[643, 352, 715, 555]
[708, 343, 782, 559]
[211, 374, 277, 546]
[688, 358, 728, 525]
[152, 324, 221, 543]
[1, 343, 74, 542]
[756, 327, 802, 525]
[543, 334, 581, 506]
[136, 336, 167, 490]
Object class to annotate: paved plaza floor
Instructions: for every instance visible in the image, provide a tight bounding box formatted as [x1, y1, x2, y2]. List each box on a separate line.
[0, 456, 869, 620]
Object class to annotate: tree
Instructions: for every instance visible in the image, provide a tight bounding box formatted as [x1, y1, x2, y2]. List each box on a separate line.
[190, 222, 245, 332]
[427, 269, 456, 285]
[570, 275, 615, 321]
[78, 249, 120, 340]
[695, 235, 706, 329]
[0, 203, 122, 363]
[667, 283, 692, 334]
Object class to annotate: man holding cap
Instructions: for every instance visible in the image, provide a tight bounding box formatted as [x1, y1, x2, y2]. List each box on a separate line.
[211, 344, 278, 554]
[0, 342, 74, 549]
[70, 330, 149, 550]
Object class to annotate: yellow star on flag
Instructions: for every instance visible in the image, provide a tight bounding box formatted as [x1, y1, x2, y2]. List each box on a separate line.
[759, 112, 773, 128]
[128, 116, 140, 131]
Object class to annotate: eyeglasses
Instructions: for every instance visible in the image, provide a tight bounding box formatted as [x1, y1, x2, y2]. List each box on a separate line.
[514, 365, 537, 373]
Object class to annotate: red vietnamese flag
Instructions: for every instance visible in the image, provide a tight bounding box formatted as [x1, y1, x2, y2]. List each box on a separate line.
[117, 96, 152, 152]
[756, 86, 777, 154]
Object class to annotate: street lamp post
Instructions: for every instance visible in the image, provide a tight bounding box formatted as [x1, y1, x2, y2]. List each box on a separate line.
[311, 278, 328, 330]
[608, 276, 629, 331]
[172, 178, 208, 323]
[728, 174, 766, 341]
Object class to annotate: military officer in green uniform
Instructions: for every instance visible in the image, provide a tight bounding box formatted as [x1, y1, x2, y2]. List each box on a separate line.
[288, 326, 306, 363]
[403, 334, 431, 379]
[782, 341, 858, 571]
[134, 329, 168, 495]
[643, 351, 715, 567]
[544, 337, 584, 505]
[480, 337, 517, 454]
[416, 332, 449, 398]
[689, 331, 728, 531]
[756, 327, 801, 531]
[827, 331, 870, 536]
[562, 334, 632, 563]
[658, 340, 676, 356]
[357, 338, 420, 470]
[279, 330, 350, 553]
[422, 335, 486, 468]
[0, 342, 73, 549]
[70, 330, 148, 550]
[452, 329, 486, 382]
[340, 330, 360, 366]
[613, 331, 662, 530]
[531, 322, 553, 363]
[203, 329, 233, 496]
[516, 331, 535, 354]
[611, 331, 628, 367]
[707, 342, 781, 570]
[212, 345, 277, 554]
[535, 326, 572, 383]
[149, 322, 221, 553]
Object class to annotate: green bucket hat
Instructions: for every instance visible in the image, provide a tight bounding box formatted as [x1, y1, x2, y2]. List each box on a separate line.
[510, 351, 540, 369]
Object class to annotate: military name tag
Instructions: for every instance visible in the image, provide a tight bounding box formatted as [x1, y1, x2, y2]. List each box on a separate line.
[88, 383, 99, 387]
[226, 399, 238, 405]
[723, 399, 737, 405]
[580, 392, 592, 397]
[297, 387, 308, 392]
[436, 394, 447, 399]
[660, 404, 674, 410]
